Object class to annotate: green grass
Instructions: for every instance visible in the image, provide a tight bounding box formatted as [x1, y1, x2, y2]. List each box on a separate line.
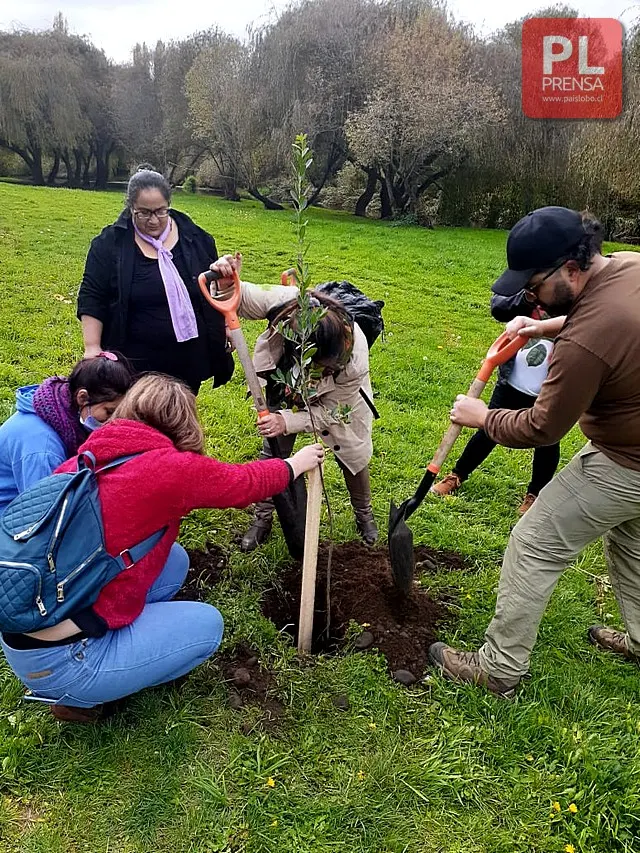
[0, 183, 639, 853]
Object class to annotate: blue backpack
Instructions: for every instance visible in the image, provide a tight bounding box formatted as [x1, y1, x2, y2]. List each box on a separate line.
[0, 452, 165, 634]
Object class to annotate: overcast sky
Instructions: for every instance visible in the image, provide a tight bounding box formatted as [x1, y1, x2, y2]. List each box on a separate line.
[1, 0, 638, 62]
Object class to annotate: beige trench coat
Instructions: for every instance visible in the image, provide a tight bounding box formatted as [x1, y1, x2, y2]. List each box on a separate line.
[238, 281, 374, 475]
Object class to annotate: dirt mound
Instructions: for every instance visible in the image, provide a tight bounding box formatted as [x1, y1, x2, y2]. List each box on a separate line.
[218, 645, 285, 730]
[262, 542, 465, 680]
[174, 546, 228, 601]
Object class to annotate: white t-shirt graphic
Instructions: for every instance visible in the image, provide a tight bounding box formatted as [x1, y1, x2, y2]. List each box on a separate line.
[507, 338, 554, 397]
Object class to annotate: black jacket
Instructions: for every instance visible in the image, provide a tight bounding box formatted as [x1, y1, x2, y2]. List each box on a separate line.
[77, 208, 234, 387]
[491, 290, 539, 386]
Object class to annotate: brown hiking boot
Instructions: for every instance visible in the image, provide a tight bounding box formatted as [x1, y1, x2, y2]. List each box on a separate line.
[50, 704, 105, 723]
[428, 642, 520, 699]
[430, 473, 462, 497]
[518, 493, 537, 515]
[588, 625, 640, 662]
[49, 698, 125, 723]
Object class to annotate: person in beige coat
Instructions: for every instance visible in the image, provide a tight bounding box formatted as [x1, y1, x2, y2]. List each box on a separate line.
[210, 254, 377, 550]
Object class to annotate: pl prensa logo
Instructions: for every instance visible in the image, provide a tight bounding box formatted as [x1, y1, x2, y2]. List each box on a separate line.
[522, 18, 623, 119]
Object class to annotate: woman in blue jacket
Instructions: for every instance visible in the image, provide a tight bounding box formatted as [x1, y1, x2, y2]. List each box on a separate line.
[0, 353, 134, 514]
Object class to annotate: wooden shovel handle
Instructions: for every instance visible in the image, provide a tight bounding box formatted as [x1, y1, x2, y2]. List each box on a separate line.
[428, 331, 526, 475]
[428, 376, 487, 473]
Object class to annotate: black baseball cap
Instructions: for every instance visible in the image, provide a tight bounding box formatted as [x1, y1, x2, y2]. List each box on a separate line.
[492, 207, 585, 296]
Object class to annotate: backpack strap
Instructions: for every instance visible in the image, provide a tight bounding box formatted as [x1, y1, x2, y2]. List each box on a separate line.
[114, 527, 168, 570]
[95, 453, 142, 475]
[76, 452, 141, 474]
[77, 451, 97, 471]
[359, 388, 380, 420]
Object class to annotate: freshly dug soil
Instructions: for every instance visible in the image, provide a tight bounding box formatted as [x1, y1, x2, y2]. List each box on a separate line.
[174, 546, 228, 601]
[262, 542, 465, 680]
[218, 645, 285, 729]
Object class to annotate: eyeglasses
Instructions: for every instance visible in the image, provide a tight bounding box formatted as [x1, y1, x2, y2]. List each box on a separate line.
[133, 207, 170, 221]
[525, 260, 566, 293]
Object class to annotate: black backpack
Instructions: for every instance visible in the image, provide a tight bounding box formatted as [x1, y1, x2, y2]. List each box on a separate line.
[315, 280, 384, 349]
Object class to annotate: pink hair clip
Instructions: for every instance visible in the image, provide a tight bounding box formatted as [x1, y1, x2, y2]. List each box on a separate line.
[98, 351, 118, 361]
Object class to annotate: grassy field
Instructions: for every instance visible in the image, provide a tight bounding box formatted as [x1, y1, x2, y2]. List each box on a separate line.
[0, 183, 639, 853]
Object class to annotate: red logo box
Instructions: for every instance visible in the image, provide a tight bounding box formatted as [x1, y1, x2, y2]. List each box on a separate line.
[522, 18, 622, 119]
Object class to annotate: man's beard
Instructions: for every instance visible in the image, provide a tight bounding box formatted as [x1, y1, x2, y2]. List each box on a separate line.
[540, 280, 574, 316]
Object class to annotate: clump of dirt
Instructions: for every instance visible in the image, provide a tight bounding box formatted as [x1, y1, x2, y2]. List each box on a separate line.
[174, 546, 228, 601]
[218, 645, 285, 729]
[262, 542, 465, 680]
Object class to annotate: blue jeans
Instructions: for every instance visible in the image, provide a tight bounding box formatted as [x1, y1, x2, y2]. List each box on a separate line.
[1, 543, 224, 708]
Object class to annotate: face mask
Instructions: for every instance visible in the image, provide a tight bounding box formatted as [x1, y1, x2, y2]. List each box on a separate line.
[79, 406, 103, 432]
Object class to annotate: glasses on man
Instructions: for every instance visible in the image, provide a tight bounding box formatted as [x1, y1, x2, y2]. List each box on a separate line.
[133, 207, 170, 221]
[525, 259, 566, 293]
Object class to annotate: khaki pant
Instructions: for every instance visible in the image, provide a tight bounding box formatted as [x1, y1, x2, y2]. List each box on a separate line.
[479, 443, 640, 681]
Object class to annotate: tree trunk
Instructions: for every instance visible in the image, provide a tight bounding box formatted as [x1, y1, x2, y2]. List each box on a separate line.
[61, 150, 74, 186]
[82, 147, 93, 187]
[379, 173, 394, 219]
[0, 138, 42, 183]
[72, 149, 83, 186]
[46, 150, 61, 185]
[95, 150, 108, 190]
[355, 168, 378, 217]
[247, 186, 284, 210]
[307, 143, 343, 207]
[30, 147, 45, 185]
[100, 143, 115, 189]
[223, 177, 241, 201]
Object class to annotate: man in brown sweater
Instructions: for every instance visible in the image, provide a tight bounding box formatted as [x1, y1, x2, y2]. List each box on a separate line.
[429, 206, 640, 698]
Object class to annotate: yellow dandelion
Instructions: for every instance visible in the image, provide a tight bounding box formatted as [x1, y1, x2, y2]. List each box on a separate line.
[564, 845, 576, 853]
[552, 801, 561, 812]
[368, 722, 377, 730]
[437, 345, 444, 350]
[568, 803, 578, 814]
[271, 820, 278, 827]
[356, 770, 366, 781]
[525, 754, 534, 762]
[266, 777, 276, 788]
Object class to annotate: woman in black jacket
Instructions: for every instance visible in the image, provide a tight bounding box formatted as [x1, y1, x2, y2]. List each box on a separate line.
[77, 165, 234, 394]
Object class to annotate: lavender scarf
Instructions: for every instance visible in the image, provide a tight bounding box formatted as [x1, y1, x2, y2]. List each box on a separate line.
[33, 377, 87, 456]
[133, 218, 198, 342]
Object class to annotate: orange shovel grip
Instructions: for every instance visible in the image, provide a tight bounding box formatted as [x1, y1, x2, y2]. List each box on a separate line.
[198, 269, 242, 330]
[476, 331, 527, 383]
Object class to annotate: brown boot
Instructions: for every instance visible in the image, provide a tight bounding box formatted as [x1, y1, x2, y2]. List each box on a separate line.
[240, 501, 274, 553]
[428, 642, 520, 699]
[518, 493, 537, 514]
[588, 625, 640, 662]
[50, 704, 105, 723]
[354, 508, 378, 546]
[430, 473, 462, 497]
[343, 465, 378, 546]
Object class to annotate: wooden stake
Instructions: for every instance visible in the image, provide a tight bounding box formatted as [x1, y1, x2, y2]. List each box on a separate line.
[297, 463, 323, 653]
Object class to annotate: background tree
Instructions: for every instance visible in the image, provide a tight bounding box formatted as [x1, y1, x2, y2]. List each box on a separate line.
[0, 30, 88, 184]
[346, 7, 504, 219]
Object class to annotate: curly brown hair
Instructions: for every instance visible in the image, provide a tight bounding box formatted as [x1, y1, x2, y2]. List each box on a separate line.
[113, 373, 204, 453]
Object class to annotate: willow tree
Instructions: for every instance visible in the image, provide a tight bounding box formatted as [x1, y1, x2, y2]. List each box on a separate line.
[0, 31, 88, 184]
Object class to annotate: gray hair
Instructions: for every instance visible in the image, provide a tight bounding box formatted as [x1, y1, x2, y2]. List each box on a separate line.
[126, 164, 172, 210]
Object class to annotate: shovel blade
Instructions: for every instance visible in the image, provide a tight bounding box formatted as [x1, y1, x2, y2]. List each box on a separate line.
[388, 501, 415, 595]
